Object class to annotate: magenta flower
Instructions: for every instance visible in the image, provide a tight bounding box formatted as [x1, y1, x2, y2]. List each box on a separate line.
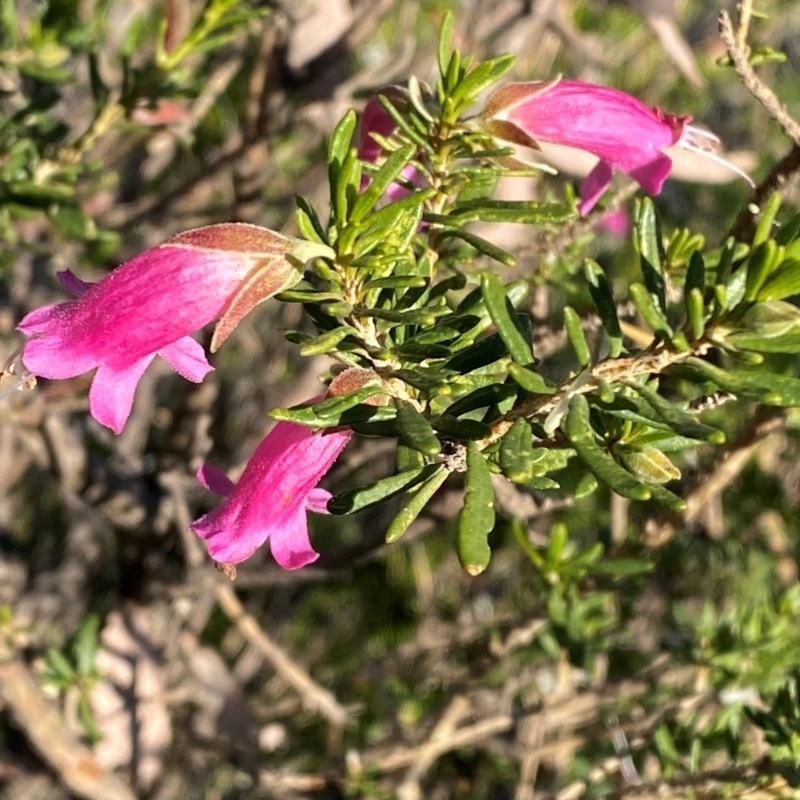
[17, 223, 302, 433]
[359, 87, 425, 201]
[190, 420, 351, 569]
[481, 77, 752, 214]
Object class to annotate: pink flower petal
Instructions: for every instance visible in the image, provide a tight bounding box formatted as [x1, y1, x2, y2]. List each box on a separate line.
[57, 269, 94, 296]
[196, 464, 235, 497]
[89, 356, 154, 434]
[306, 488, 332, 514]
[159, 336, 213, 382]
[267, 505, 320, 569]
[17, 303, 70, 336]
[627, 151, 674, 196]
[20, 310, 97, 379]
[578, 160, 614, 215]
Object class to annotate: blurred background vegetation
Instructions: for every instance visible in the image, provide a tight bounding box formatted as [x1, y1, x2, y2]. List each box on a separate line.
[2, 0, 800, 798]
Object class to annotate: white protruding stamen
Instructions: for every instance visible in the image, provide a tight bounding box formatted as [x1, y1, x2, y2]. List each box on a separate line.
[0, 371, 36, 401]
[679, 125, 755, 187]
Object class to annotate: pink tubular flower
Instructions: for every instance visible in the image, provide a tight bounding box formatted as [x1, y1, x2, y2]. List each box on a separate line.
[481, 77, 753, 215]
[17, 223, 304, 434]
[190, 420, 351, 569]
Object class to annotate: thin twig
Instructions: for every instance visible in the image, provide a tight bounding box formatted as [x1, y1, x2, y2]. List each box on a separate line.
[643, 406, 785, 546]
[372, 714, 514, 773]
[162, 472, 351, 727]
[735, 0, 755, 48]
[0, 656, 136, 800]
[212, 579, 351, 727]
[605, 758, 773, 800]
[718, 10, 800, 145]
[730, 142, 800, 241]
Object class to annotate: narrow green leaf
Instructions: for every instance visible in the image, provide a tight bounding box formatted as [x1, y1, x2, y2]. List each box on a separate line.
[527, 476, 560, 490]
[757, 259, 800, 300]
[529, 448, 574, 475]
[272, 401, 394, 427]
[671, 329, 690, 351]
[364, 275, 428, 290]
[458, 442, 495, 575]
[397, 443, 425, 471]
[457, 280, 528, 316]
[351, 143, 417, 223]
[378, 93, 433, 153]
[429, 272, 468, 299]
[409, 315, 479, 345]
[298, 326, 357, 356]
[334, 148, 361, 229]
[775, 213, 800, 246]
[630, 282, 673, 338]
[585, 259, 622, 357]
[439, 229, 516, 267]
[575, 473, 599, 499]
[628, 380, 725, 443]
[507, 363, 556, 394]
[449, 54, 517, 106]
[437, 11, 455, 78]
[362, 306, 447, 326]
[392, 369, 451, 394]
[500, 418, 534, 482]
[546, 522, 568, 565]
[564, 395, 651, 501]
[328, 465, 441, 514]
[681, 357, 800, 406]
[685, 250, 706, 295]
[294, 195, 328, 244]
[686, 286, 705, 341]
[315, 386, 386, 419]
[444, 50, 461, 97]
[564, 306, 591, 367]
[635, 197, 666, 310]
[450, 199, 573, 225]
[738, 300, 800, 338]
[45, 649, 76, 683]
[397, 404, 442, 455]
[446, 384, 519, 418]
[445, 332, 507, 373]
[328, 109, 357, 181]
[481, 272, 534, 365]
[392, 342, 452, 361]
[752, 191, 782, 248]
[744, 240, 781, 303]
[647, 483, 687, 511]
[386, 466, 448, 542]
[75, 616, 100, 676]
[713, 237, 740, 295]
[350, 419, 400, 437]
[619, 445, 681, 484]
[727, 331, 800, 352]
[432, 416, 492, 440]
[593, 558, 654, 577]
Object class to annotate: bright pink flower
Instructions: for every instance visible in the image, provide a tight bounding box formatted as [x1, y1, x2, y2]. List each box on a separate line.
[481, 77, 752, 214]
[17, 223, 299, 434]
[359, 87, 425, 201]
[190, 420, 351, 569]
